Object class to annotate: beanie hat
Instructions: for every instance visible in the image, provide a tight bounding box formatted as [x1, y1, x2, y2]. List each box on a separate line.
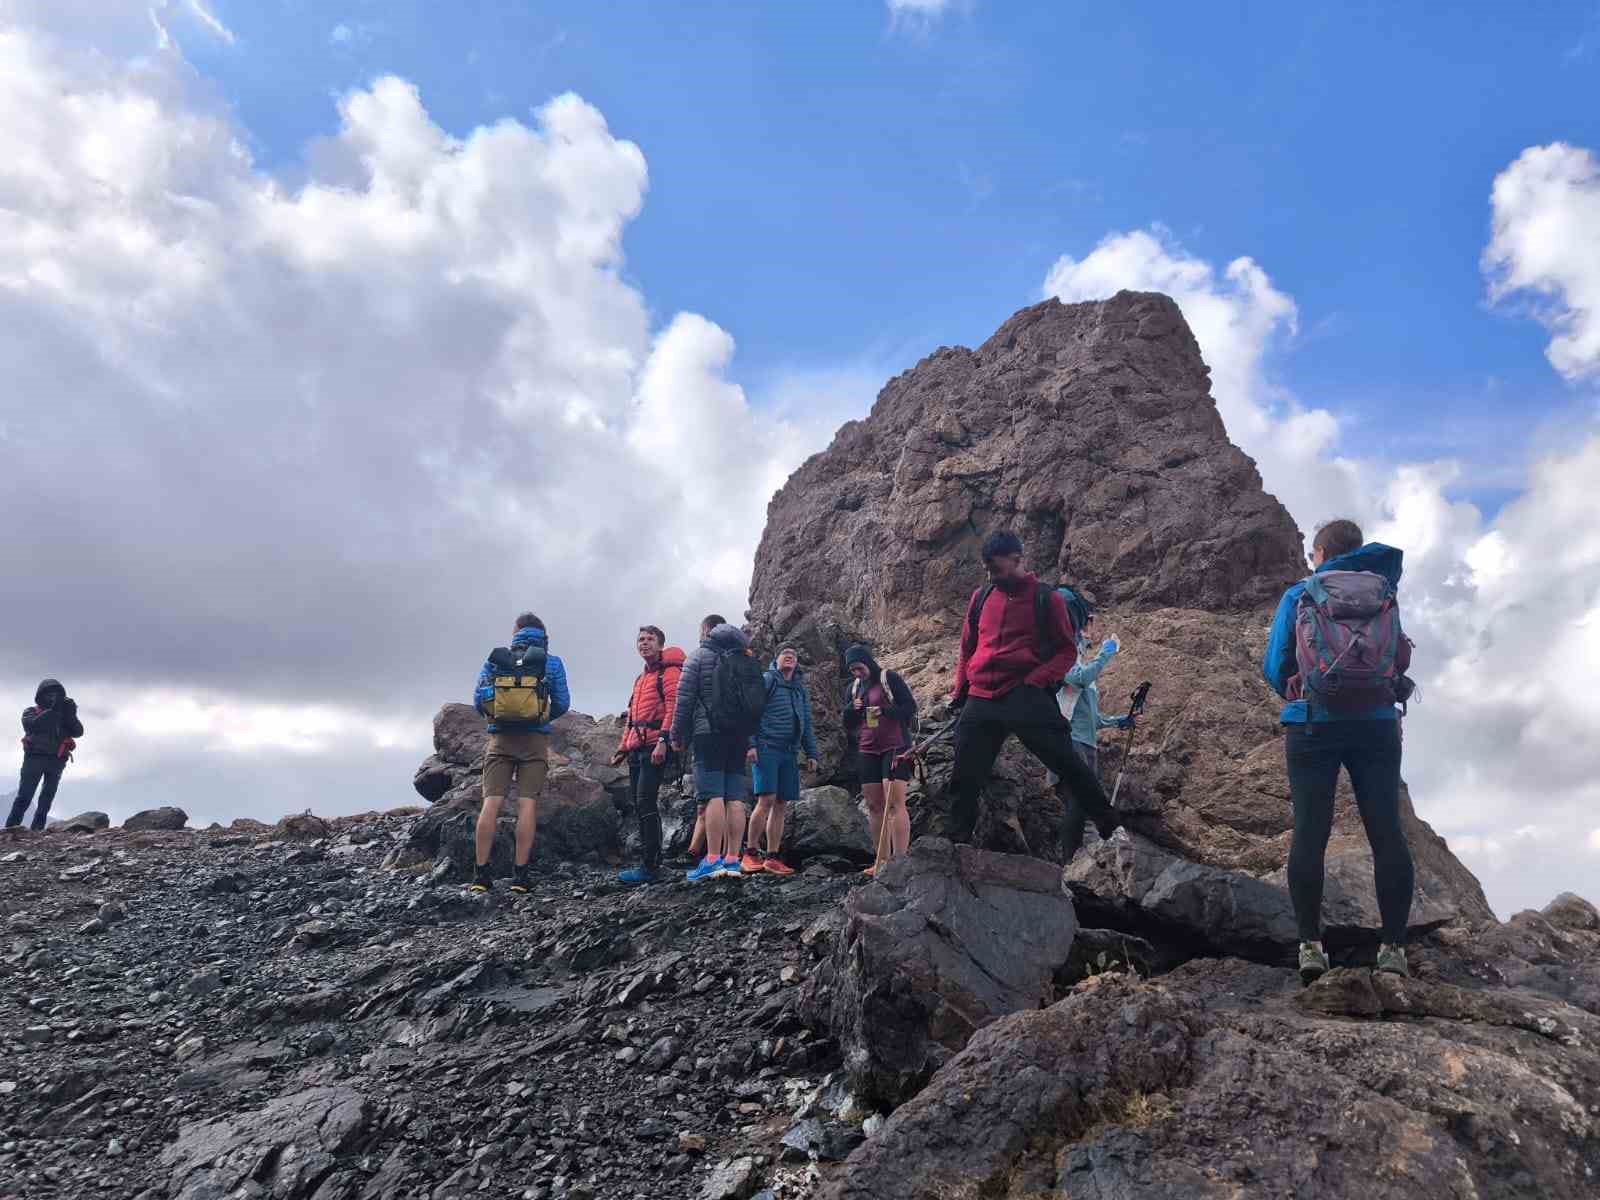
[843, 644, 875, 670]
[981, 529, 1024, 560]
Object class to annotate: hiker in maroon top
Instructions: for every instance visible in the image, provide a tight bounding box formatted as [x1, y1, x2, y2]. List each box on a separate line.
[948, 530, 1120, 853]
[842, 644, 917, 873]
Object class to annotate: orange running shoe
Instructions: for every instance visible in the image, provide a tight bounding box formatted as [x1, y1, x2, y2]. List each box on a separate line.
[739, 852, 766, 874]
[763, 856, 795, 877]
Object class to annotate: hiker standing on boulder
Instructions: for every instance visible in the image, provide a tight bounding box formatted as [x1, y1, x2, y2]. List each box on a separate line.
[671, 616, 762, 881]
[948, 531, 1120, 855]
[1047, 598, 1134, 854]
[469, 613, 570, 894]
[1265, 519, 1417, 985]
[744, 645, 819, 876]
[842, 644, 917, 873]
[5, 680, 83, 831]
[611, 625, 684, 885]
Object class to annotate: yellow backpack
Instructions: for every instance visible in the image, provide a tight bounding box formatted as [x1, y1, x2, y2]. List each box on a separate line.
[487, 645, 552, 725]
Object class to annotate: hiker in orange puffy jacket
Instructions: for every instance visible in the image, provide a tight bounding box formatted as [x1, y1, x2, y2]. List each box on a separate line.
[948, 530, 1120, 854]
[612, 625, 684, 884]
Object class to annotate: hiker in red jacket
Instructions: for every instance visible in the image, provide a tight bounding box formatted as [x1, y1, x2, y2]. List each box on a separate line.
[948, 530, 1120, 854]
[611, 625, 685, 885]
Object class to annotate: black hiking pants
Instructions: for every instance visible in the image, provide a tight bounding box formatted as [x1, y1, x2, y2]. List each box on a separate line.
[1285, 720, 1414, 944]
[628, 749, 670, 871]
[6, 756, 65, 831]
[949, 686, 1117, 854]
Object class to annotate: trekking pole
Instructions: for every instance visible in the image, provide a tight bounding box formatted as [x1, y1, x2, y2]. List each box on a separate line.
[1108, 681, 1153, 808]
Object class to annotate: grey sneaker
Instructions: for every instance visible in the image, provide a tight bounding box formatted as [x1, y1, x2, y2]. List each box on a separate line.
[1298, 941, 1330, 986]
[1375, 943, 1410, 978]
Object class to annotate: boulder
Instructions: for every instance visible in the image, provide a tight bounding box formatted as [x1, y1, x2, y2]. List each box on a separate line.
[744, 290, 1494, 929]
[47, 811, 108, 832]
[823, 958, 1600, 1200]
[801, 837, 1077, 1107]
[783, 786, 873, 865]
[432, 702, 488, 767]
[412, 754, 454, 803]
[123, 806, 188, 832]
[1543, 891, 1600, 933]
[274, 812, 331, 841]
[160, 1084, 373, 1199]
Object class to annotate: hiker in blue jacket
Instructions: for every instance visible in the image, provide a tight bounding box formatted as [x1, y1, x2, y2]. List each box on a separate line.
[743, 646, 819, 876]
[1050, 610, 1133, 854]
[1263, 519, 1415, 985]
[468, 614, 570, 894]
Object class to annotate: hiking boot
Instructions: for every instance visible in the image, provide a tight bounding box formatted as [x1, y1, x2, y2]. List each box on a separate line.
[1298, 941, 1330, 986]
[686, 857, 721, 883]
[1375, 943, 1410, 978]
[619, 865, 662, 886]
[762, 856, 795, 877]
[468, 863, 493, 894]
[508, 863, 533, 895]
[716, 856, 743, 879]
[739, 852, 766, 874]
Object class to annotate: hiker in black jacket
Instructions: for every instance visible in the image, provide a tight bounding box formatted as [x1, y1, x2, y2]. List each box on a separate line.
[6, 680, 84, 831]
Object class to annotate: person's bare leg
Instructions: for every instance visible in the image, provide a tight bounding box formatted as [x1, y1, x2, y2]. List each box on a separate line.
[748, 796, 773, 853]
[689, 808, 706, 859]
[863, 783, 885, 854]
[886, 778, 911, 857]
[768, 799, 787, 855]
[703, 798, 727, 861]
[476, 796, 505, 865]
[514, 795, 537, 866]
[726, 801, 749, 861]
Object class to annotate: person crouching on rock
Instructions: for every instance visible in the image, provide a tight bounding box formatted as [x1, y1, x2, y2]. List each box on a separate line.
[948, 530, 1119, 853]
[670, 615, 756, 881]
[6, 679, 83, 832]
[1047, 598, 1134, 856]
[843, 644, 916, 875]
[744, 645, 819, 877]
[611, 625, 684, 886]
[470, 613, 570, 895]
[1264, 518, 1416, 985]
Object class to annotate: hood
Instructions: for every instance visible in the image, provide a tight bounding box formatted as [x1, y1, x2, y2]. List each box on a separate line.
[844, 643, 881, 682]
[511, 626, 549, 650]
[1318, 543, 1404, 588]
[654, 646, 686, 670]
[706, 624, 750, 652]
[34, 679, 63, 705]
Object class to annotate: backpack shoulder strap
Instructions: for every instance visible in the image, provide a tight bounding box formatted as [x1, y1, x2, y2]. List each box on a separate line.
[966, 584, 996, 646]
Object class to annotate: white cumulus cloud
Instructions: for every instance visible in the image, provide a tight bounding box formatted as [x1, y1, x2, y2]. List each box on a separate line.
[0, 6, 838, 819]
[1484, 142, 1600, 380]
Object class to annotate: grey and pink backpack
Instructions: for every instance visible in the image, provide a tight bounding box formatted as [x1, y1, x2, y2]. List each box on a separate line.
[1292, 571, 1415, 717]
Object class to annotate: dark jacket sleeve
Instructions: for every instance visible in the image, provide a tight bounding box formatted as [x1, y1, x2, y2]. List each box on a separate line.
[21, 706, 48, 735]
[881, 672, 917, 722]
[670, 649, 703, 746]
[61, 703, 83, 739]
[841, 679, 864, 729]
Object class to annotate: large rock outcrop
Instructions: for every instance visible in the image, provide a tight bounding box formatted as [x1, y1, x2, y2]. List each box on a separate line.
[746, 290, 1494, 933]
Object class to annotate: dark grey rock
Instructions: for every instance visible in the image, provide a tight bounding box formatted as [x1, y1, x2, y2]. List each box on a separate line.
[123, 806, 189, 832]
[783, 787, 873, 865]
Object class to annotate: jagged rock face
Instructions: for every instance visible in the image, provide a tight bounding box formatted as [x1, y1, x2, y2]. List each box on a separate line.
[748, 290, 1493, 929]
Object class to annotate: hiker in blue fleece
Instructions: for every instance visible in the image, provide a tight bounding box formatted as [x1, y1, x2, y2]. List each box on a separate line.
[468, 614, 570, 894]
[744, 646, 819, 876]
[1263, 519, 1414, 985]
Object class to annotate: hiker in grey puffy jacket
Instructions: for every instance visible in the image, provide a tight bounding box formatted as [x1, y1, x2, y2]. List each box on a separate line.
[670, 617, 754, 879]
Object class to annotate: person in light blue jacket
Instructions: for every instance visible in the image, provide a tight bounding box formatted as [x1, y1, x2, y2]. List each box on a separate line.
[1051, 613, 1133, 853]
[1262, 520, 1414, 986]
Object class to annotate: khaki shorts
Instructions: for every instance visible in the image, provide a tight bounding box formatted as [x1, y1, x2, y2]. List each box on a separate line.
[482, 731, 549, 801]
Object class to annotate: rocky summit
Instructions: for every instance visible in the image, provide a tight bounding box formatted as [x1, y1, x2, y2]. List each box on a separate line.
[3, 292, 1596, 1199]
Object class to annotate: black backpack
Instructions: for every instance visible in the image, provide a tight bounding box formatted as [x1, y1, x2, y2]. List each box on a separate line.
[965, 582, 1084, 658]
[710, 649, 769, 736]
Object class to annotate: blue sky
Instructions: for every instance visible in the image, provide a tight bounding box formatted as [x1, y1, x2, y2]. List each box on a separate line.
[186, 0, 1600, 491]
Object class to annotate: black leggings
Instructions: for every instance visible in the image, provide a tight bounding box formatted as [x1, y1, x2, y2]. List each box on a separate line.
[950, 686, 1117, 854]
[628, 750, 670, 871]
[1285, 721, 1414, 944]
[6, 757, 65, 831]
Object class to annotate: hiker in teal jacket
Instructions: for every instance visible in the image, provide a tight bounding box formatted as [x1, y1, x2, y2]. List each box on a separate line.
[744, 646, 819, 876]
[1260, 522, 1415, 987]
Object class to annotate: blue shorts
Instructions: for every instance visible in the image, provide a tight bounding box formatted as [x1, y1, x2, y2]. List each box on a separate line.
[752, 747, 801, 803]
[691, 734, 751, 805]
